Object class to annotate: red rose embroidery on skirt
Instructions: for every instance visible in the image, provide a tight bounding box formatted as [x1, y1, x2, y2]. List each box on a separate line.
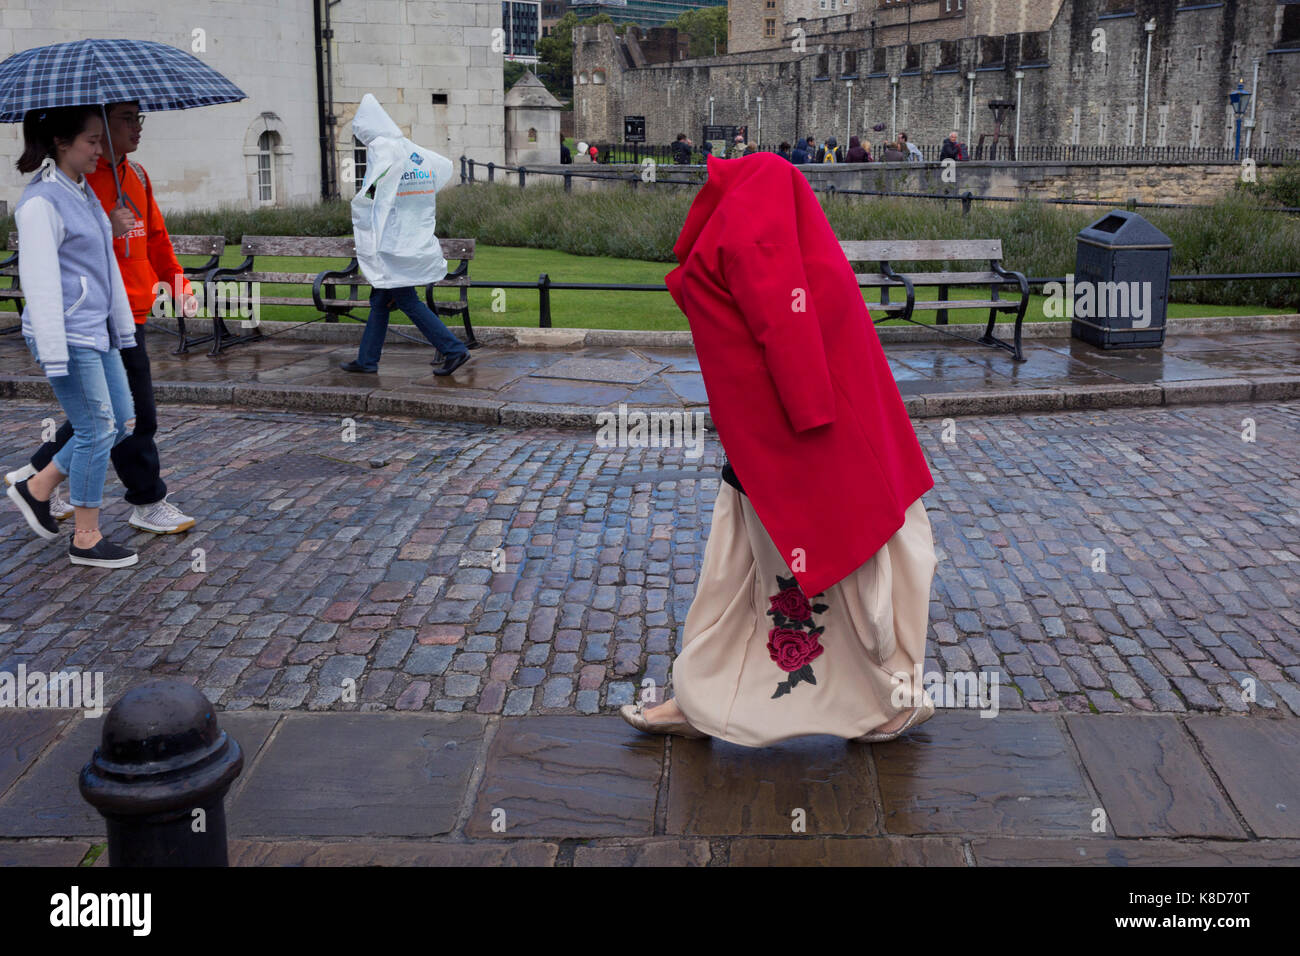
[766, 575, 830, 699]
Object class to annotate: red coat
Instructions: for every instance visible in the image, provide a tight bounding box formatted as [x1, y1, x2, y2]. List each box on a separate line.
[664, 152, 934, 597]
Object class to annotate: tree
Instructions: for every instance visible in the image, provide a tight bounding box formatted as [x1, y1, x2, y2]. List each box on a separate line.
[666, 6, 727, 58]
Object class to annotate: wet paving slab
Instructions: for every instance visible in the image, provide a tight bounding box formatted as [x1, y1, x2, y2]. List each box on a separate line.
[1, 710, 1295, 859]
[5, 328, 1297, 413]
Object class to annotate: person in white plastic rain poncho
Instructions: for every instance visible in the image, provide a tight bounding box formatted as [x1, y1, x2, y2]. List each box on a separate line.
[339, 94, 471, 376]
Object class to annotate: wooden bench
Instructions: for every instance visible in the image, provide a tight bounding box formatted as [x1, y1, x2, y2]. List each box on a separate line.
[311, 236, 480, 350]
[163, 234, 227, 351]
[1, 232, 227, 339]
[840, 239, 1029, 361]
[196, 235, 479, 356]
[0, 233, 21, 333]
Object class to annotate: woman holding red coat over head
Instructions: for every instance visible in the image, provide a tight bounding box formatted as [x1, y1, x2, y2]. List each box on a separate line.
[620, 151, 939, 747]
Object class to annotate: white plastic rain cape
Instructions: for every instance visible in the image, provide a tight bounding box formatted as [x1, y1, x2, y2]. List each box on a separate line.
[350, 93, 454, 288]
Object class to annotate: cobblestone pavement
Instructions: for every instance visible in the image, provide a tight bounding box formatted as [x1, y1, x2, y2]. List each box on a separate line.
[1, 399, 1297, 718]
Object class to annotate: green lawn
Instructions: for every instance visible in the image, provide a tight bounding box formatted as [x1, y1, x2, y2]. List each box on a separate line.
[1, 244, 1288, 332]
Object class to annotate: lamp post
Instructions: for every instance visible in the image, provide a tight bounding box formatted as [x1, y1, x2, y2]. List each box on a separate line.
[1141, 18, 1155, 147]
[1245, 58, 1261, 152]
[845, 80, 852, 147]
[1014, 69, 1024, 160]
[890, 75, 898, 142]
[1230, 79, 1252, 161]
[756, 94, 762, 149]
[966, 72, 976, 151]
[708, 94, 714, 126]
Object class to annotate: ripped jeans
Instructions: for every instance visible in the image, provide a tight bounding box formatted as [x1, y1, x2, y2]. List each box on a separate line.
[25, 336, 134, 509]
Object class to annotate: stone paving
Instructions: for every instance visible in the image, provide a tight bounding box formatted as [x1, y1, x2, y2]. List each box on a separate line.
[0, 398, 1297, 719]
[1, 710, 1297, 865]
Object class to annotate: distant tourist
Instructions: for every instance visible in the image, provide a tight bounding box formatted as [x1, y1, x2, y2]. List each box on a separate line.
[560, 133, 571, 164]
[846, 135, 868, 162]
[940, 131, 967, 162]
[671, 132, 693, 164]
[900, 131, 924, 162]
[880, 134, 907, 162]
[816, 136, 844, 163]
[777, 141, 793, 162]
[727, 134, 747, 158]
[790, 138, 809, 164]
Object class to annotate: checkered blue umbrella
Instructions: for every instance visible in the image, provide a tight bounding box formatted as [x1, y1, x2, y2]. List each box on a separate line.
[0, 38, 246, 122]
[0, 38, 245, 253]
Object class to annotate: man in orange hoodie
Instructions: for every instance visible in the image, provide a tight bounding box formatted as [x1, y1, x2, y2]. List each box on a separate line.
[4, 101, 197, 533]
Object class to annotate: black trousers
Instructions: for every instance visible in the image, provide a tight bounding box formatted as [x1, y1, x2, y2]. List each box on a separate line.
[31, 325, 166, 506]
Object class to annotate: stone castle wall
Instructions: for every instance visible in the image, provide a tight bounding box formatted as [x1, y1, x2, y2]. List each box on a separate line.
[574, 0, 1299, 162]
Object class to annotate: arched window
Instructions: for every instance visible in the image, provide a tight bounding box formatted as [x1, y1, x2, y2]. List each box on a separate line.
[257, 131, 277, 204]
[244, 114, 291, 207]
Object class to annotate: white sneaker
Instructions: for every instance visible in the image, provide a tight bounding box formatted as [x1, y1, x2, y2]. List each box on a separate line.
[128, 495, 196, 534]
[4, 463, 36, 486]
[49, 484, 74, 521]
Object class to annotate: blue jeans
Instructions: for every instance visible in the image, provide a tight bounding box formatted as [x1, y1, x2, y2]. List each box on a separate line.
[25, 336, 134, 509]
[356, 286, 469, 370]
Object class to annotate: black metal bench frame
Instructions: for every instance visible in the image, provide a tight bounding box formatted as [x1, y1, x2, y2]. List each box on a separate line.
[841, 239, 1029, 361]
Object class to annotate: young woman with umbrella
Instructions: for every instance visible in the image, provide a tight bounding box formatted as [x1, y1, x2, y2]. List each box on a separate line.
[0, 39, 246, 563]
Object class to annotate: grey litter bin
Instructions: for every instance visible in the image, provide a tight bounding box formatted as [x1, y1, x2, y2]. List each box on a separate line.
[1071, 210, 1172, 349]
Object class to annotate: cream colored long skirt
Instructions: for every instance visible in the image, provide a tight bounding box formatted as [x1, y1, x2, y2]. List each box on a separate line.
[672, 484, 937, 748]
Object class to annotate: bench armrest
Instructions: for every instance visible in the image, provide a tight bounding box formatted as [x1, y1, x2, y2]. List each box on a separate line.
[203, 255, 255, 317]
[425, 257, 470, 311]
[989, 259, 1028, 300]
[312, 258, 361, 314]
[183, 252, 223, 277]
[877, 262, 915, 324]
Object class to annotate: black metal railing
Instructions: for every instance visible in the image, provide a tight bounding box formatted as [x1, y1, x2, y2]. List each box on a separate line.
[445, 272, 1300, 330]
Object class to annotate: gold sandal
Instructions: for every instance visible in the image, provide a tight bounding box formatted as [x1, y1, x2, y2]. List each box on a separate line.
[852, 696, 936, 743]
[619, 700, 709, 739]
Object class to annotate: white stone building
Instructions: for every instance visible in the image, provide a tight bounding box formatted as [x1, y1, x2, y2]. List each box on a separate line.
[0, 0, 506, 212]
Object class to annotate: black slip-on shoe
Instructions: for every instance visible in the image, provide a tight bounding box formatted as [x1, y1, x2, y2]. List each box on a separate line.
[69, 537, 138, 568]
[7, 478, 59, 540]
[431, 351, 471, 376]
[339, 360, 377, 373]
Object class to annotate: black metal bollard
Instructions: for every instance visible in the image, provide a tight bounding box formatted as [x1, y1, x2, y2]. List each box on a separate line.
[538, 273, 552, 328]
[80, 679, 243, 866]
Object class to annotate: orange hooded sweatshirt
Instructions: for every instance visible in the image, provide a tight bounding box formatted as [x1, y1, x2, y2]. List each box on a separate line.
[86, 154, 192, 324]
